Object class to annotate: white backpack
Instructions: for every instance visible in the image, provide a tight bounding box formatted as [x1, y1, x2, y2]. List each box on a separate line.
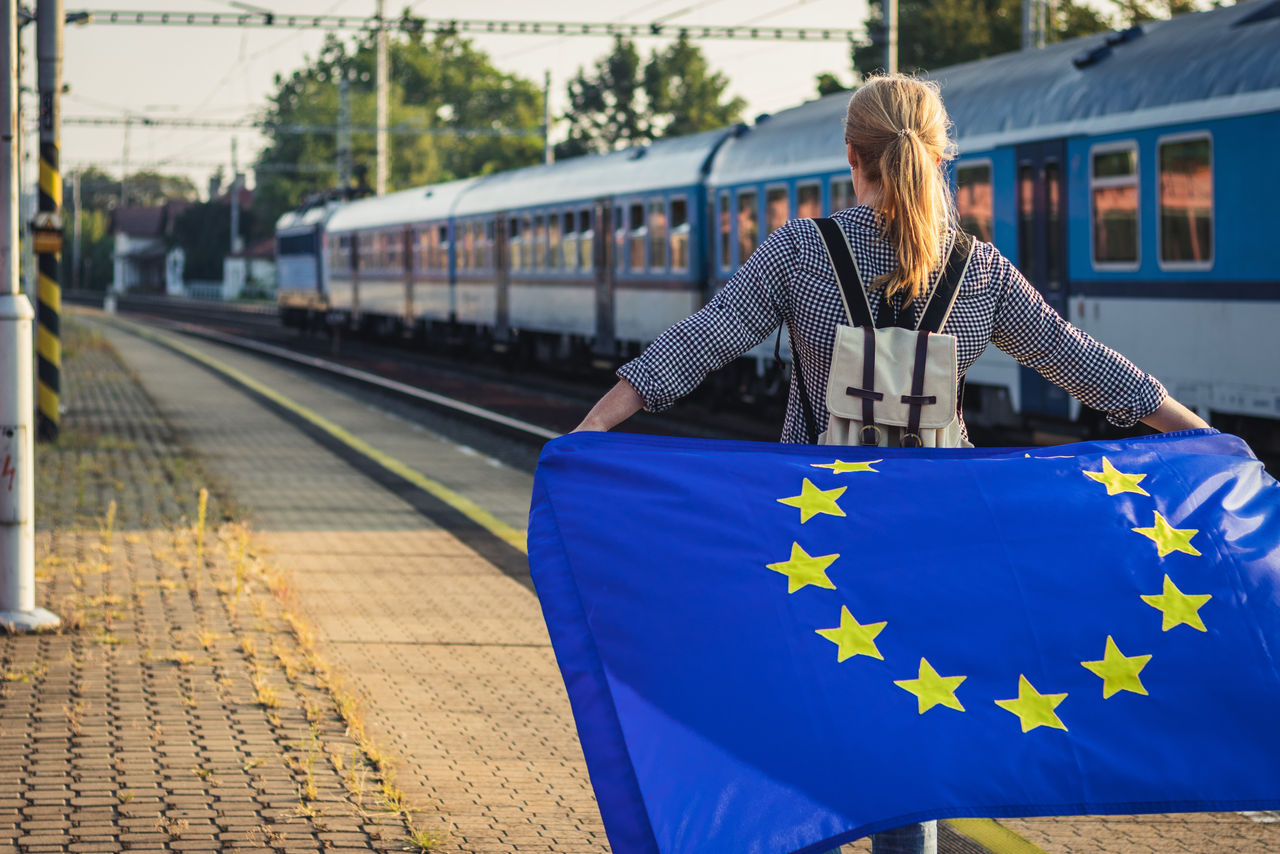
[795, 218, 975, 448]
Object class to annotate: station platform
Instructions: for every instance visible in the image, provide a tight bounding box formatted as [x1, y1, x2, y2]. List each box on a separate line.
[5, 308, 1276, 854]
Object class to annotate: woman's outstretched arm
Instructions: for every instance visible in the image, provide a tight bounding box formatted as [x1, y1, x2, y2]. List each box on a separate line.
[1140, 396, 1210, 433]
[573, 379, 645, 433]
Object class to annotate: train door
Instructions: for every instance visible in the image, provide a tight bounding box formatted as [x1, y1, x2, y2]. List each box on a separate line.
[1015, 139, 1070, 419]
[494, 213, 510, 342]
[403, 226, 414, 325]
[593, 199, 616, 357]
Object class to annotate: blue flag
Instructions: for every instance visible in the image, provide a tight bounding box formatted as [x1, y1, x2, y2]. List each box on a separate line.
[528, 429, 1280, 854]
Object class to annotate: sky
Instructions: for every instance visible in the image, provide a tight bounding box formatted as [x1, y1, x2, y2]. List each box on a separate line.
[38, 0, 868, 199]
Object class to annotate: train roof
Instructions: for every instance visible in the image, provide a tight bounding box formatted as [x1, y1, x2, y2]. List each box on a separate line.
[326, 177, 480, 233]
[275, 198, 342, 234]
[451, 126, 735, 217]
[709, 0, 1280, 186]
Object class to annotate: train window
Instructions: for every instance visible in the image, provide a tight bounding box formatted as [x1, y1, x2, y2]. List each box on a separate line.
[737, 190, 758, 264]
[1045, 162, 1063, 286]
[629, 202, 646, 272]
[458, 222, 472, 272]
[718, 191, 731, 272]
[1018, 164, 1035, 272]
[1159, 135, 1212, 266]
[797, 183, 821, 219]
[579, 209, 593, 270]
[649, 199, 668, 271]
[670, 196, 689, 273]
[533, 214, 547, 270]
[766, 186, 790, 235]
[508, 217, 522, 271]
[481, 220, 494, 269]
[1091, 143, 1139, 266]
[956, 162, 993, 243]
[830, 177, 853, 213]
[522, 214, 534, 271]
[615, 206, 625, 273]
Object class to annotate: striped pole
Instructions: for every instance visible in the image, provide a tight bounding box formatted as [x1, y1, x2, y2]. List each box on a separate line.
[34, 0, 62, 441]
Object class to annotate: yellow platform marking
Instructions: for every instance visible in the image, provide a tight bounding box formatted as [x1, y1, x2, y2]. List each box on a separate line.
[36, 325, 61, 367]
[945, 819, 1048, 854]
[37, 273, 61, 313]
[110, 317, 529, 555]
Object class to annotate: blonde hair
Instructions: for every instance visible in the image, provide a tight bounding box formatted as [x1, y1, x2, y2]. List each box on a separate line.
[843, 74, 957, 303]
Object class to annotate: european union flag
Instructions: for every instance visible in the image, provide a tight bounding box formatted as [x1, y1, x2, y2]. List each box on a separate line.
[527, 429, 1280, 854]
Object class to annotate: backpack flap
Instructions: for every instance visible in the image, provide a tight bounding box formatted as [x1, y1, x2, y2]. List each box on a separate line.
[825, 325, 958, 429]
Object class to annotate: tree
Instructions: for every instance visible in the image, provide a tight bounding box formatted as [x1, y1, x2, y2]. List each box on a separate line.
[171, 202, 244, 281]
[816, 73, 851, 97]
[558, 35, 745, 158]
[850, 0, 1112, 75]
[253, 27, 545, 240]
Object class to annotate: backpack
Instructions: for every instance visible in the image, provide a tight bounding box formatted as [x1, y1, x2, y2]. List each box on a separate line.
[794, 217, 975, 448]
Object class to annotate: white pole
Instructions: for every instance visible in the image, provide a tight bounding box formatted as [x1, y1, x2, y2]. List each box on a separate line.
[375, 0, 387, 196]
[0, 0, 58, 631]
[543, 69, 553, 166]
[885, 0, 898, 74]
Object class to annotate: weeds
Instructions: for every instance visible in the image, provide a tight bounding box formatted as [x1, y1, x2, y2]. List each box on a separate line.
[195, 487, 208, 563]
[115, 790, 134, 805]
[404, 825, 442, 852]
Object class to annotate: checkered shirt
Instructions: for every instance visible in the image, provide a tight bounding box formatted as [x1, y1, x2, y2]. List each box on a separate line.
[617, 205, 1168, 444]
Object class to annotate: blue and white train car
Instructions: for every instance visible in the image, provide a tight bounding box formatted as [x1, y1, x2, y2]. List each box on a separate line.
[275, 198, 342, 326]
[324, 177, 478, 335]
[709, 0, 1280, 435]
[448, 126, 734, 359]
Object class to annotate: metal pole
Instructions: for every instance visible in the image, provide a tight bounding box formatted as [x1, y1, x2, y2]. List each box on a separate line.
[885, 0, 898, 73]
[1036, 0, 1047, 48]
[230, 136, 242, 255]
[0, 0, 59, 631]
[374, 0, 387, 195]
[119, 115, 127, 206]
[69, 166, 77, 290]
[1022, 0, 1033, 48]
[543, 69, 553, 166]
[337, 68, 351, 190]
[34, 0, 61, 441]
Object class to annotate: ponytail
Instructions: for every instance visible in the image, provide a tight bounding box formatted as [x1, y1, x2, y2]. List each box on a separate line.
[843, 75, 956, 303]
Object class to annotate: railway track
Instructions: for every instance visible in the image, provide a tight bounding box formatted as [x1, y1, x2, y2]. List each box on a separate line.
[65, 292, 1278, 475]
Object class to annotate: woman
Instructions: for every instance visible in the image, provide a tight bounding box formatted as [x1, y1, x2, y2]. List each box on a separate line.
[573, 74, 1207, 854]
[575, 74, 1207, 440]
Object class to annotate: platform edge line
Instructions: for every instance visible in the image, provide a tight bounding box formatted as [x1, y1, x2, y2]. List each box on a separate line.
[943, 819, 1048, 854]
[108, 316, 530, 555]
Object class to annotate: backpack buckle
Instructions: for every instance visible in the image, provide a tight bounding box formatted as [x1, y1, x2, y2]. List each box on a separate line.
[901, 432, 923, 448]
[859, 424, 882, 446]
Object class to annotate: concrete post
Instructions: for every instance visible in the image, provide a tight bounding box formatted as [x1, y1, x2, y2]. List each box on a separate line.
[0, 0, 58, 631]
[885, 0, 898, 74]
[375, 0, 387, 196]
[543, 70, 552, 166]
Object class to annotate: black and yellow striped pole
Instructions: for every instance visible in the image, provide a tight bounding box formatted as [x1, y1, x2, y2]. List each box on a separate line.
[34, 0, 62, 441]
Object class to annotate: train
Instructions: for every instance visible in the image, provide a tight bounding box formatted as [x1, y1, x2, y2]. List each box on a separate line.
[276, 0, 1280, 447]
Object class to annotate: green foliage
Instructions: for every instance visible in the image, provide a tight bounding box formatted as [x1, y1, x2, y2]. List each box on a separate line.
[816, 73, 852, 97]
[171, 202, 253, 281]
[558, 35, 745, 159]
[850, 0, 1113, 75]
[253, 28, 544, 240]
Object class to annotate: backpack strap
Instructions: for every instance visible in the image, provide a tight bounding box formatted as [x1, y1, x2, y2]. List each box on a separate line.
[812, 218, 875, 328]
[916, 231, 974, 333]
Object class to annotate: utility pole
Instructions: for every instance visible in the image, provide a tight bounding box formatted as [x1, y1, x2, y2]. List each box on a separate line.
[34, 0, 62, 441]
[119, 114, 128, 206]
[374, 0, 387, 195]
[885, 0, 898, 74]
[543, 70, 552, 166]
[0, 0, 59, 631]
[69, 167, 78, 290]
[337, 67, 351, 191]
[230, 136, 242, 256]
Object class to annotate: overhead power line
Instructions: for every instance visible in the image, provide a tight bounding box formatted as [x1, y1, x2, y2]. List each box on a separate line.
[87, 10, 858, 42]
[66, 159, 334, 174]
[62, 115, 541, 139]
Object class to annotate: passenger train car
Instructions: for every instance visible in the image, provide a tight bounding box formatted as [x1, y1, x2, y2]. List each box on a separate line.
[277, 0, 1280, 442]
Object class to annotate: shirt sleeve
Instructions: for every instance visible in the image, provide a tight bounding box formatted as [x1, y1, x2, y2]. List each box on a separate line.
[616, 222, 797, 412]
[987, 249, 1167, 428]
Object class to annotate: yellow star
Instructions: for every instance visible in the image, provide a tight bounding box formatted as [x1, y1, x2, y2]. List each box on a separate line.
[765, 543, 840, 594]
[994, 675, 1068, 733]
[1132, 511, 1201, 557]
[810, 459, 882, 474]
[1081, 636, 1152, 698]
[815, 605, 886, 662]
[1141, 574, 1211, 632]
[894, 658, 966, 714]
[777, 478, 847, 524]
[1084, 457, 1150, 496]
